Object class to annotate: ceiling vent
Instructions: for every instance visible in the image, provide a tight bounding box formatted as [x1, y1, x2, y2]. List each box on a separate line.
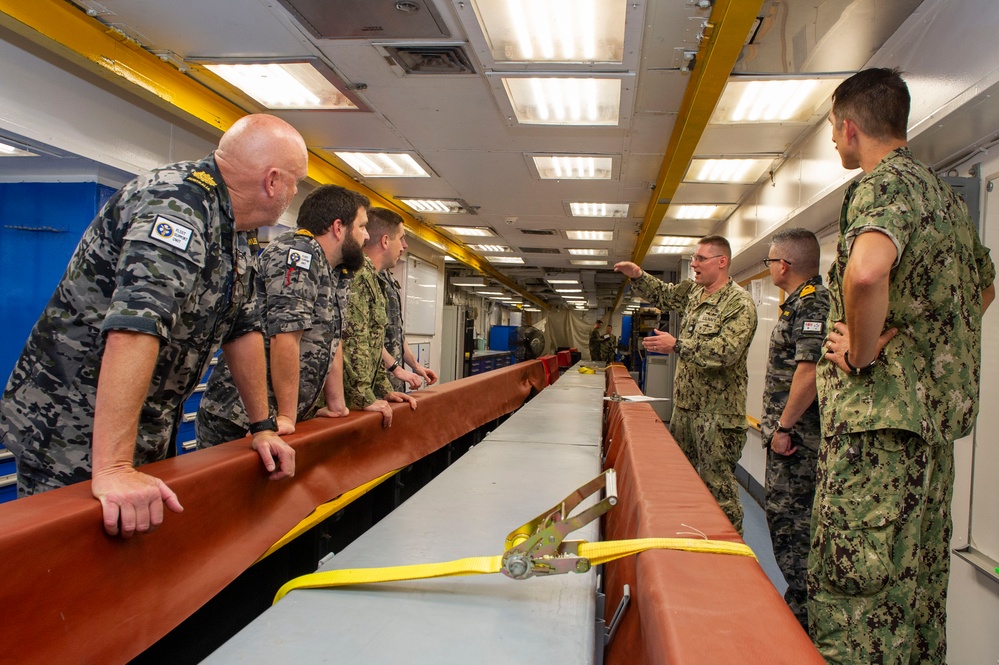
[277, 0, 450, 39]
[381, 44, 476, 75]
[520, 247, 562, 254]
[519, 229, 557, 236]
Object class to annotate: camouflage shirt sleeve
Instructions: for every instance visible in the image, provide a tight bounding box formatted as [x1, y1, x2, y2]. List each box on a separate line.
[792, 284, 830, 365]
[631, 273, 696, 312]
[259, 236, 320, 337]
[844, 172, 911, 267]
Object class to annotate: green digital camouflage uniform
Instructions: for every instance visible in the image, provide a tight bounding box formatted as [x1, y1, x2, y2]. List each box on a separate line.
[379, 269, 407, 392]
[196, 229, 352, 447]
[811, 147, 995, 664]
[588, 327, 602, 361]
[0, 155, 259, 493]
[600, 333, 617, 363]
[762, 275, 829, 628]
[342, 256, 393, 409]
[631, 274, 758, 532]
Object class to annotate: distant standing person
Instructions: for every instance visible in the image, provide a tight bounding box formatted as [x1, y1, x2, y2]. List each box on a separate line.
[601, 324, 617, 363]
[761, 228, 829, 629]
[588, 319, 604, 362]
[0, 114, 306, 536]
[614, 236, 758, 533]
[811, 67, 995, 663]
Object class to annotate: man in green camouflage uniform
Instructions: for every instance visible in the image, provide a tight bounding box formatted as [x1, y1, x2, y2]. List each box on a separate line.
[600, 324, 617, 363]
[588, 320, 603, 361]
[615, 235, 758, 533]
[762, 228, 829, 629]
[370, 209, 438, 393]
[196, 185, 370, 447]
[0, 114, 306, 536]
[342, 209, 417, 426]
[811, 68, 995, 664]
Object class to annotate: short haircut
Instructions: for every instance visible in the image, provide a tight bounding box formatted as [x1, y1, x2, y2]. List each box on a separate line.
[596, 319, 604, 325]
[296, 184, 369, 236]
[832, 67, 909, 141]
[365, 207, 405, 248]
[771, 227, 820, 274]
[698, 234, 732, 258]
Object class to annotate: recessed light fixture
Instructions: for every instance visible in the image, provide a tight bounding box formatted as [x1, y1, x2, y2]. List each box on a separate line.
[571, 259, 608, 266]
[469, 0, 626, 64]
[451, 277, 486, 286]
[685, 158, 773, 184]
[669, 205, 727, 220]
[469, 244, 511, 253]
[488, 256, 526, 264]
[569, 202, 628, 217]
[567, 248, 609, 256]
[501, 77, 622, 126]
[334, 152, 429, 178]
[476, 290, 504, 296]
[532, 155, 614, 180]
[555, 288, 583, 293]
[711, 77, 842, 124]
[399, 198, 474, 214]
[441, 226, 495, 237]
[0, 140, 37, 157]
[201, 60, 366, 110]
[566, 230, 614, 241]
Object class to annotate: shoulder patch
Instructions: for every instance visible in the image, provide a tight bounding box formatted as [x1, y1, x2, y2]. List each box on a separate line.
[800, 284, 816, 298]
[149, 216, 193, 251]
[802, 321, 823, 333]
[288, 248, 313, 271]
[185, 171, 217, 191]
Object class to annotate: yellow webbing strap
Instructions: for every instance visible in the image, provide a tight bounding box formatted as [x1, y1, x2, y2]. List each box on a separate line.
[273, 537, 755, 604]
[257, 470, 398, 563]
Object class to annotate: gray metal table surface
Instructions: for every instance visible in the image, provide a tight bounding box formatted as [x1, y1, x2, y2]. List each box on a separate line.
[205, 374, 605, 664]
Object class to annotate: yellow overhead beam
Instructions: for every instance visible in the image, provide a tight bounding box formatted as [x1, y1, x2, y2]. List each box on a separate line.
[0, 0, 545, 309]
[612, 0, 764, 314]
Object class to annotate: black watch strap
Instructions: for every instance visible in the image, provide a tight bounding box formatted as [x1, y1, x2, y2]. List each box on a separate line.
[844, 350, 876, 376]
[248, 417, 278, 434]
[387, 361, 400, 373]
[776, 421, 793, 434]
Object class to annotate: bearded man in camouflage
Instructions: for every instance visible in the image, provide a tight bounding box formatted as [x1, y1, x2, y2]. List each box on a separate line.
[761, 228, 829, 630]
[196, 185, 370, 448]
[812, 68, 995, 664]
[0, 114, 306, 537]
[614, 235, 758, 533]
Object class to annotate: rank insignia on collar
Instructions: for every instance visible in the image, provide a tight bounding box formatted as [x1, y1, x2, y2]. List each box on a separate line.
[800, 284, 816, 297]
[186, 171, 218, 191]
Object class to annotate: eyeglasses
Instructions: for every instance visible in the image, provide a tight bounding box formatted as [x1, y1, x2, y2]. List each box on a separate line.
[691, 254, 724, 263]
[762, 258, 792, 268]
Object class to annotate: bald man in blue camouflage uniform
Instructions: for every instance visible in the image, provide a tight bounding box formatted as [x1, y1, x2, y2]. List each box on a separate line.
[0, 114, 306, 537]
[812, 68, 996, 664]
[197, 185, 370, 447]
[615, 235, 758, 533]
[762, 228, 829, 629]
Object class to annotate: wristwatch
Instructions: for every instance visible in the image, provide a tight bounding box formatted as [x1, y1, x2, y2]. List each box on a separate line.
[248, 417, 278, 434]
[776, 420, 793, 434]
[844, 350, 877, 376]
[672, 339, 683, 356]
[387, 361, 400, 373]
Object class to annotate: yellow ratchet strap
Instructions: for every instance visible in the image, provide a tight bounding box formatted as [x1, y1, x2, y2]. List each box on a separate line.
[273, 470, 755, 604]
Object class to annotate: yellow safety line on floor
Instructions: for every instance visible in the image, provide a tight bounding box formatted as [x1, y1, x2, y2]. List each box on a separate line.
[273, 537, 756, 604]
[257, 470, 399, 562]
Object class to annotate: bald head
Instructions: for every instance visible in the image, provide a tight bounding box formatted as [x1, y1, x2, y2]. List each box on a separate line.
[215, 114, 309, 230]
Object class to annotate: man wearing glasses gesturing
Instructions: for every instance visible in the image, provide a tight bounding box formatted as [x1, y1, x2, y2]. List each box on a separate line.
[615, 235, 757, 533]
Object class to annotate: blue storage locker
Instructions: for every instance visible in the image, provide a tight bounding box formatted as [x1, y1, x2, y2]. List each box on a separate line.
[0, 453, 16, 504]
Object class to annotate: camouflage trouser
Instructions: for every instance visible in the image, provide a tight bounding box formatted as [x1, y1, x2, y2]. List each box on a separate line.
[765, 442, 817, 629]
[195, 409, 250, 449]
[808, 429, 952, 664]
[669, 407, 747, 534]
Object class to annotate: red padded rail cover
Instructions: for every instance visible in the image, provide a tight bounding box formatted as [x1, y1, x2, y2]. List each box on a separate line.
[0, 360, 547, 665]
[555, 349, 572, 368]
[539, 354, 559, 385]
[602, 366, 823, 664]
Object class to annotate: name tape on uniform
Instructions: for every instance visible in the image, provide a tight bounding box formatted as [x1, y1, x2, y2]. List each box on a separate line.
[287, 248, 313, 271]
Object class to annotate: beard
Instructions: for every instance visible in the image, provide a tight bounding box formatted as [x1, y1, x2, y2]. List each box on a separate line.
[341, 231, 365, 272]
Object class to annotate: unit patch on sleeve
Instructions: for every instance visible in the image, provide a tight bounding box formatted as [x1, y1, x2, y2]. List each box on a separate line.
[149, 216, 194, 251]
[287, 248, 313, 271]
[802, 321, 823, 333]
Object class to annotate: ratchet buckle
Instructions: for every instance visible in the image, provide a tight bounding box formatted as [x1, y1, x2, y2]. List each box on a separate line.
[500, 469, 618, 580]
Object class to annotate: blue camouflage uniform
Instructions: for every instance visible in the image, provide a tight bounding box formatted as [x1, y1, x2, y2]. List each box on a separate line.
[811, 147, 996, 663]
[0, 154, 258, 493]
[196, 228, 352, 447]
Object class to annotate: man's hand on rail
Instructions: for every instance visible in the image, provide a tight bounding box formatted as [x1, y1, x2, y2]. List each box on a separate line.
[92, 467, 183, 538]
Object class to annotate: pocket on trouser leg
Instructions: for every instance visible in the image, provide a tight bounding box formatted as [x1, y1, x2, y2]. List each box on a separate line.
[821, 523, 894, 595]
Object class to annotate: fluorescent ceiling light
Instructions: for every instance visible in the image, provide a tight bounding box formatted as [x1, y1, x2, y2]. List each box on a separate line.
[711, 78, 842, 124]
[567, 248, 608, 256]
[444, 255, 457, 262]
[654, 235, 700, 247]
[669, 205, 725, 220]
[563, 295, 586, 300]
[476, 290, 504, 296]
[571, 259, 608, 266]
[569, 203, 628, 217]
[502, 77, 621, 126]
[546, 278, 580, 284]
[400, 198, 470, 214]
[524, 307, 541, 312]
[566, 230, 614, 241]
[470, 0, 626, 64]
[649, 245, 687, 255]
[451, 277, 486, 286]
[488, 256, 526, 264]
[334, 152, 429, 178]
[532, 155, 613, 180]
[442, 226, 495, 237]
[469, 244, 511, 253]
[203, 61, 363, 110]
[685, 158, 772, 184]
[555, 288, 582, 293]
[0, 141, 36, 157]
